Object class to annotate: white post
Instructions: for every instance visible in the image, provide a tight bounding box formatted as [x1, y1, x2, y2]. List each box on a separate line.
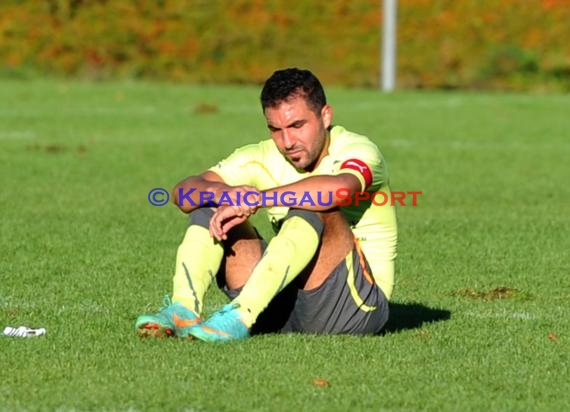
[381, 0, 397, 91]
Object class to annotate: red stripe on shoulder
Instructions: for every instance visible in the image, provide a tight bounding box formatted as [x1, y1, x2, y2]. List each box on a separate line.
[340, 159, 373, 188]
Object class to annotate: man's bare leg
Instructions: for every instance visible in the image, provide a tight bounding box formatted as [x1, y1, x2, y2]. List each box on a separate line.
[221, 222, 265, 290]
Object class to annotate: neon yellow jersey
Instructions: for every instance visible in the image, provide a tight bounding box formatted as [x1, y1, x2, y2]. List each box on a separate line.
[209, 125, 397, 298]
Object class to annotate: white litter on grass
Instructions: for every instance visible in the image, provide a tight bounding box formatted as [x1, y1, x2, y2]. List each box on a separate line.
[3, 326, 46, 337]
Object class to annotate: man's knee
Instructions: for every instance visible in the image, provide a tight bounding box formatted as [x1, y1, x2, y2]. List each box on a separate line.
[285, 209, 353, 239]
[189, 207, 262, 249]
[284, 209, 324, 238]
[188, 208, 215, 229]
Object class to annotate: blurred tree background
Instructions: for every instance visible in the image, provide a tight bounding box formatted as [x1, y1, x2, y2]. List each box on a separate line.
[1, 0, 568, 91]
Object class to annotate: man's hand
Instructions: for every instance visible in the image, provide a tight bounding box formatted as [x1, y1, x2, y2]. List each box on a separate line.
[209, 201, 260, 241]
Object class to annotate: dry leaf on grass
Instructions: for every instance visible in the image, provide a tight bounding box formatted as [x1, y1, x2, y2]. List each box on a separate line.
[313, 378, 331, 387]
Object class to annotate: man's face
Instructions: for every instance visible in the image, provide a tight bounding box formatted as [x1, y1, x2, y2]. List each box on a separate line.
[264, 94, 332, 171]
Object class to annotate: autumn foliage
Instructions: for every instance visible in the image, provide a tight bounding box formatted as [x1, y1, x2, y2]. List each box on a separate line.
[0, 0, 568, 90]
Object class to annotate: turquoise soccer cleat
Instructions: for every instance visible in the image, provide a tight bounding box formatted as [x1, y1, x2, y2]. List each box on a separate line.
[188, 303, 250, 342]
[135, 295, 200, 338]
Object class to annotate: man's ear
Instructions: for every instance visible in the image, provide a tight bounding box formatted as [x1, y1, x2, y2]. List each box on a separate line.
[321, 104, 333, 129]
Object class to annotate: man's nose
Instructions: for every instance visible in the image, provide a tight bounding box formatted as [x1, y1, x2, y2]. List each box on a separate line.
[282, 129, 295, 149]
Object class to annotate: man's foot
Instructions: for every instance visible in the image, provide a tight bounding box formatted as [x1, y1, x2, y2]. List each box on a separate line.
[135, 295, 200, 338]
[188, 303, 250, 342]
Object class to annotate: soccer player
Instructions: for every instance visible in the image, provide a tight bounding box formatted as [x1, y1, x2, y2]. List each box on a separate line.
[135, 68, 398, 341]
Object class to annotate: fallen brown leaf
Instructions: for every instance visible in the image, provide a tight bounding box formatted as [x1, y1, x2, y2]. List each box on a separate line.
[313, 378, 331, 387]
[548, 332, 558, 342]
[194, 103, 219, 114]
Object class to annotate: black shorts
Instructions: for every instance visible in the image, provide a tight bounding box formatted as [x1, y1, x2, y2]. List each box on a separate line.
[224, 242, 389, 335]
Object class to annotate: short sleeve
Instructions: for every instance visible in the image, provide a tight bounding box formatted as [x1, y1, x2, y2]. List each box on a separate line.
[331, 139, 386, 192]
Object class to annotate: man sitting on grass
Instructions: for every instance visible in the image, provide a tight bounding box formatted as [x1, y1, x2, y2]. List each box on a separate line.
[136, 68, 398, 341]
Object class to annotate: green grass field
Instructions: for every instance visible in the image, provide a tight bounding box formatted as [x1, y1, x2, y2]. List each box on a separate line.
[0, 80, 568, 411]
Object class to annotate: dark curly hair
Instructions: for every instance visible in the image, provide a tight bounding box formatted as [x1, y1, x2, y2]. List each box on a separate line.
[260, 68, 327, 115]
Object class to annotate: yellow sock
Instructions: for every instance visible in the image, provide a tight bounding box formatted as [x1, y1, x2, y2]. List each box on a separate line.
[233, 216, 320, 328]
[172, 225, 224, 314]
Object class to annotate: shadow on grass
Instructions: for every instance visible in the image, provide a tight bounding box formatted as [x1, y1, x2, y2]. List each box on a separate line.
[382, 302, 451, 334]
